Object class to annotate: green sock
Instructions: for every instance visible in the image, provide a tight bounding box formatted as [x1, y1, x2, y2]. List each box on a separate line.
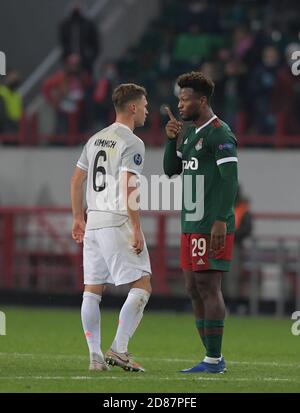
[204, 320, 224, 358]
[195, 319, 206, 349]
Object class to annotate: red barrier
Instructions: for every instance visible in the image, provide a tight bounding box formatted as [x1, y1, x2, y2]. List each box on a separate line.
[0, 207, 300, 295]
[1, 111, 300, 147]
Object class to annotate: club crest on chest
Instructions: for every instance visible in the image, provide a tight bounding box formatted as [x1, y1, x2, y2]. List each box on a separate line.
[195, 138, 203, 151]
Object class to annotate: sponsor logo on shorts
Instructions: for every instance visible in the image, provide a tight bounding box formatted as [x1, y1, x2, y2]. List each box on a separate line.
[197, 258, 205, 265]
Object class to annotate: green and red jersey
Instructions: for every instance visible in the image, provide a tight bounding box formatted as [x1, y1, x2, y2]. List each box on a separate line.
[164, 115, 238, 234]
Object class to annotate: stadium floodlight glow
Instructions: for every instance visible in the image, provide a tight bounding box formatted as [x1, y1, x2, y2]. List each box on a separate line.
[0, 51, 6, 75]
[0, 311, 6, 335]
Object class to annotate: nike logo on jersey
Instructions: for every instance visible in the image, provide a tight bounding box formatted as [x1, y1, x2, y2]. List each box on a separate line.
[184, 139, 188, 144]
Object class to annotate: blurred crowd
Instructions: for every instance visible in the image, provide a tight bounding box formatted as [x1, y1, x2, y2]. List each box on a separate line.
[121, 0, 300, 136]
[0, 70, 23, 136]
[42, 3, 120, 137]
[1, 0, 300, 144]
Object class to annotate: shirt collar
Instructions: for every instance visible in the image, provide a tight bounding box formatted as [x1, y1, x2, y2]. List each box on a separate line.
[195, 115, 217, 134]
[113, 122, 132, 132]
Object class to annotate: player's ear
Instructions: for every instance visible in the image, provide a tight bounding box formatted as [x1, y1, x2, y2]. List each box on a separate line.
[199, 95, 208, 107]
[129, 102, 137, 114]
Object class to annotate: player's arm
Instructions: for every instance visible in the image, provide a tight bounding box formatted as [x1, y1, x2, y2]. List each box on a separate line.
[210, 130, 238, 251]
[120, 138, 146, 255]
[121, 171, 144, 255]
[216, 162, 238, 223]
[71, 166, 87, 243]
[163, 107, 183, 178]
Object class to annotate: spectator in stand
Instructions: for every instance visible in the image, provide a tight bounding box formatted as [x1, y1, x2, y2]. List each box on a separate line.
[42, 54, 92, 135]
[59, 2, 100, 74]
[184, 0, 221, 34]
[248, 45, 281, 134]
[0, 70, 23, 134]
[173, 24, 224, 66]
[200, 61, 224, 116]
[93, 62, 120, 130]
[232, 25, 254, 65]
[221, 59, 248, 131]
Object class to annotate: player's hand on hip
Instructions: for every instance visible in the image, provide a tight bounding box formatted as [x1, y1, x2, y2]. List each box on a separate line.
[131, 228, 144, 255]
[164, 106, 183, 139]
[210, 220, 227, 252]
[72, 219, 86, 243]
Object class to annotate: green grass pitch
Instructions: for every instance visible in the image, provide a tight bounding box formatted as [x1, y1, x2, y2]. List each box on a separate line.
[0, 306, 299, 393]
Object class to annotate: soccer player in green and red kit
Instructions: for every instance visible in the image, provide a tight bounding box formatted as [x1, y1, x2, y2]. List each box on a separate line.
[163, 71, 238, 373]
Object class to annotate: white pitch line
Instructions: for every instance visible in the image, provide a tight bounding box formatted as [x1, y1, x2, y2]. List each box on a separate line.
[0, 352, 86, 360]
[0, 352, 299, 369]
[140, 357, 300, 368]
[0, 376, 293, 382]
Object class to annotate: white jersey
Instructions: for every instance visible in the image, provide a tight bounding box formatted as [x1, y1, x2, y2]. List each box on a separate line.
[76, 122, 145, 230]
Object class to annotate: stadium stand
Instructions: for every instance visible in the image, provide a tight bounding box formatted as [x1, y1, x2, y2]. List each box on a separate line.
[1, 0, 300, 146]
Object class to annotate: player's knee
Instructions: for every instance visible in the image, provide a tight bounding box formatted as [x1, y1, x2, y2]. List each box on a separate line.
[197, 281, 220, 302]
[143, 281, 152, 295]
[84, 284, 105, 295]
[185, 281, 199, 300]
[195, 279, 212, 301]
[131, 273, 152, 294]
[197, 288, 210, 301]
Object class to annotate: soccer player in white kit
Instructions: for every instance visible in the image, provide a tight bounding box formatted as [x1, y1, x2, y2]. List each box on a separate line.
[71, 84, 152, 372]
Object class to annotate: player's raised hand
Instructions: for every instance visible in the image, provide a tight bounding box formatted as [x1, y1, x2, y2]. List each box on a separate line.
[165, 106, 183, 139]
[72, 218, 86, 243]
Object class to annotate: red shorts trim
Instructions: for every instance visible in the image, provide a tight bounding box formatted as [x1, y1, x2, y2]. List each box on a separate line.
[180, 233, 234, 272]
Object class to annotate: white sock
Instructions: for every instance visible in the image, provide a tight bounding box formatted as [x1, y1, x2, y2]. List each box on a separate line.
[111, 288, 150, 353]
[81, 291, 103, 361]
[204, 355, 222, 364]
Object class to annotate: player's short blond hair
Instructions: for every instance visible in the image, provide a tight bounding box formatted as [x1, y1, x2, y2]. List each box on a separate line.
[112, 83, 147, 111]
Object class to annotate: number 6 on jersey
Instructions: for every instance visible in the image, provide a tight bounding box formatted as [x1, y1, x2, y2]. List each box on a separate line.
[93, 150, 107, 192]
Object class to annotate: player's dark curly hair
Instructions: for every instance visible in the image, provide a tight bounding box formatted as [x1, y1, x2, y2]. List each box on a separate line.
[177, 71, 215, 103]
[112, 83, 147, 111]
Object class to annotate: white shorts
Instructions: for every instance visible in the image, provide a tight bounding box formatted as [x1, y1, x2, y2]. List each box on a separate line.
[83, 221, 152, 286]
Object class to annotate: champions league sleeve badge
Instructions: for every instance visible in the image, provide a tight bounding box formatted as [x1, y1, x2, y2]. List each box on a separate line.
[218, 143, 234, 150]
[134, 153, 143, 165]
